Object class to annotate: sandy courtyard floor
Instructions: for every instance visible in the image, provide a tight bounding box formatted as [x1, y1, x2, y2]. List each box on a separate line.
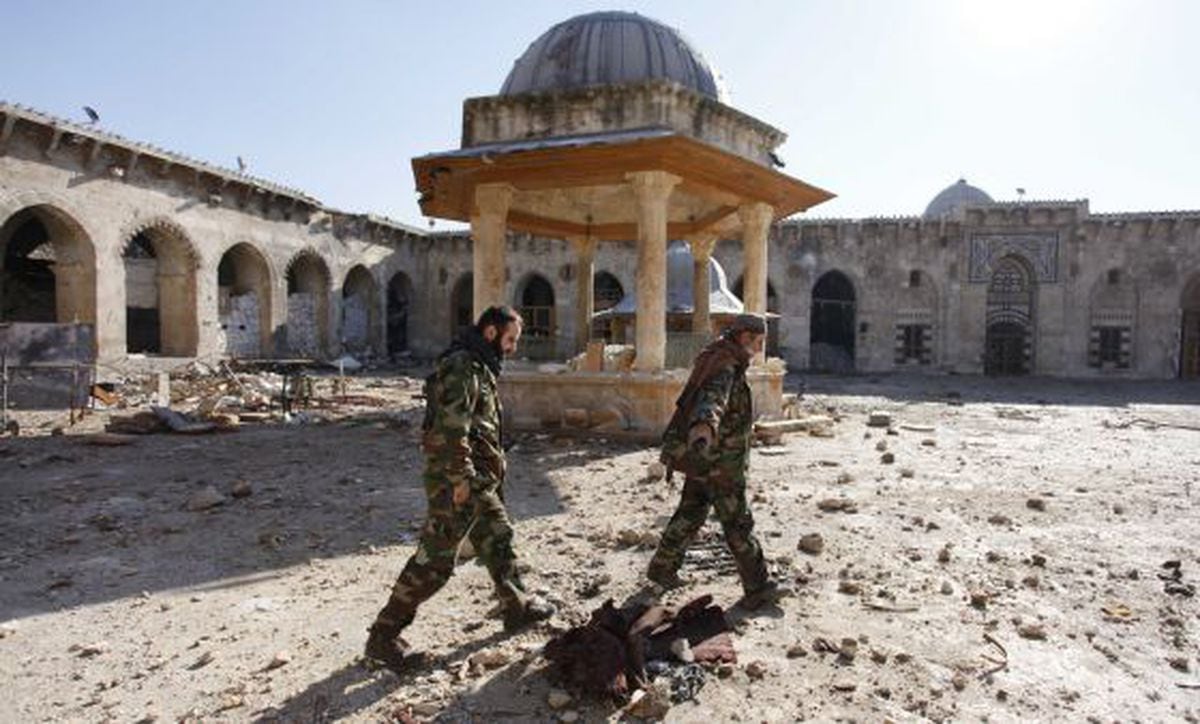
[1, 372, 1199, 722]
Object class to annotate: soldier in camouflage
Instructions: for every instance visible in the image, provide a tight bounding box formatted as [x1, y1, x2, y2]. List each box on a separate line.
[365, 306, 555, 671]
[647, 313, 790, 610]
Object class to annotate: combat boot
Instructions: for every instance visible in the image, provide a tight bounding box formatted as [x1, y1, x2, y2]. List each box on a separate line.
[740, 579, 793, 611]
[502, 596, 556, 632]
[646, 566, 688, 592]
[363, 623, 417, 673]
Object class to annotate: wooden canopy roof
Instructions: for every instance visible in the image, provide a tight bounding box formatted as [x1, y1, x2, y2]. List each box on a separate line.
[412, 128, 834, 241]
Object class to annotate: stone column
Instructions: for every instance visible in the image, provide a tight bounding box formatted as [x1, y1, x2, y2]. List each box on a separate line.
[687, 232, 719, 335]
[740, 202, 775, 364]
[568, 235, 597, 354]
[469, 183, 515, 320]
[628, 171, 680, 372]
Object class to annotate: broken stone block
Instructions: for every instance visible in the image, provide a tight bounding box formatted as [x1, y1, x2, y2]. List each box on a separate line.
[797, 533, 825, 555]
[838, 580, 862, 595]
[817, 498, 858, 514]
[546, 688, 572, 710]
[867, 411, 892, 428]
[265, 650, 291, 670]
[72, 641, 110, 658]
[837, 638, 858, 665]
[187, 486, 226, 512]
[469, 650, 508, 670]
[627, 679, 672, 719]
[745, 660, 768, 679]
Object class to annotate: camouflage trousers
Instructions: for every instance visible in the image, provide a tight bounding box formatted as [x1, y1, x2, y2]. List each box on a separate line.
[647, 470, 768, 595]
[372, 473, 528, 632]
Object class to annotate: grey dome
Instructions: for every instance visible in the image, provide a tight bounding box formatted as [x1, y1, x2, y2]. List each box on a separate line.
[602, 240, 743, 316]
[500, 11, 726, 101]
[924, 178, 994, 218]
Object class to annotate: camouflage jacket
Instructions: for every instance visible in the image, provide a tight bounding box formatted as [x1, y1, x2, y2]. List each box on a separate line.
[661, 337, 754, 476]
[421, 341, 505, 492]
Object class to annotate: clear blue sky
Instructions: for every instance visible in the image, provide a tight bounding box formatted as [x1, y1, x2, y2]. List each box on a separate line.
[4, 0, 1198, 225]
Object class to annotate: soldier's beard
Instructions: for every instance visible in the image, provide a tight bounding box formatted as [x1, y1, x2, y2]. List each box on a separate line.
[491, 337, 507, 360]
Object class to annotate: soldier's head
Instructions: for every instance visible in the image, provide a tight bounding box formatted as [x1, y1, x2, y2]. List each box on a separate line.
[475, 305, 523, 358]
[727, 313, 767, 355]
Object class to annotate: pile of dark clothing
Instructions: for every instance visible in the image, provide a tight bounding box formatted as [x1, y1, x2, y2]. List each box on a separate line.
[544, 594, 735, 704]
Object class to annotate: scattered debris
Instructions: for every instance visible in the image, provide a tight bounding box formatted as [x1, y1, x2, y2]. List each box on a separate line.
[797, 533, 825, 555]
[264, 650, 291, 671]
[72, 641, 110, 658]
[867, 411, 892, 428]
[546, 688, 572, 710]
[468, 650, 509, 671]
[186, 486, 226, 512]
[85, 433, 137, 447]
[817, 498, 858, 514]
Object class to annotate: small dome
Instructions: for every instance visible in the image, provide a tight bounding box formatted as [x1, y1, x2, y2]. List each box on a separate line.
[500, 11, 726, 101]
[923, 178, 994, 218]
[601, 240, 742, 316]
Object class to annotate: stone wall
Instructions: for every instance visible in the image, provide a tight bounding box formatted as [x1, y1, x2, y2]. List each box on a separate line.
[286, 293, 319, 358]
[4, 102, 1199, 379]
[341, 292, 370, 352]
[217, 290, 261, 358]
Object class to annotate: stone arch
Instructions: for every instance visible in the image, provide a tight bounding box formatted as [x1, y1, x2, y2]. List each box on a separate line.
[810, 270, 856, 372]
[285, 250, 331, 357]
[894, 268, 938, 366]
[593, 270, 624, 312]
[0, 203, 97, 328]
[450, 272, 474, 339]
[121, 219, 199, 356]
[985, 255, 1036, 375]
[1179, 274, 1200, 378]
[592, 269, 625, 342]
[386, 270, 413, 356]
[1087, 268, 1137, 370]
[341, 265, 380, 355]
[217, 242, 273, 357]
[516, 272, 556, 360]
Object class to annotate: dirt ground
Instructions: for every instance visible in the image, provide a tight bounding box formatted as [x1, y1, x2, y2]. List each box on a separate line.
[2, 370, 1200, 723]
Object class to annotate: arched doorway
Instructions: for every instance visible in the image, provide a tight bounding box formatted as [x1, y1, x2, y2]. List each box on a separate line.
[0, 205, 96, 327]
[387, 271, 413, 357]
[286, 251, 331, 358]
[733, 276, 781, 356]
[217, 243, 272, 357]
[592, 270, 624, 342]
[810, 271, 856, 372]
[342, 265, 380, 355]
[450, 273, 473, 340]
[985, 257, 1035, 376]
[518, 273, 556, 360]
[123, 224, 198, 356]
[1180, 275, 1200, 378]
